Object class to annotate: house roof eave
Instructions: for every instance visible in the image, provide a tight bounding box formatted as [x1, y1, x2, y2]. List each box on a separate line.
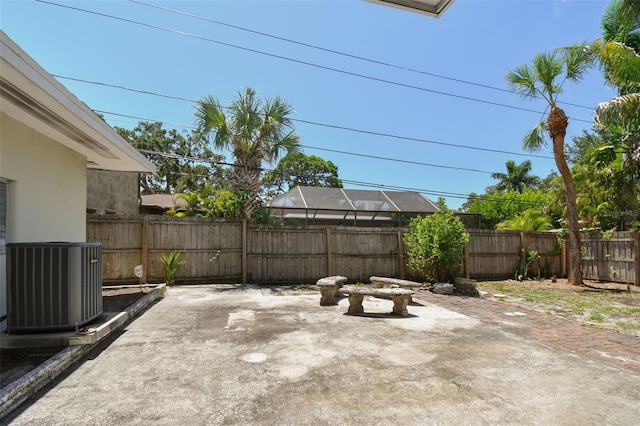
[0, 30, 156, 174]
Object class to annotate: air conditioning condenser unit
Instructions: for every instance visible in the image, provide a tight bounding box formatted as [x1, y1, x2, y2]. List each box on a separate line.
[7, 242, 103, 333]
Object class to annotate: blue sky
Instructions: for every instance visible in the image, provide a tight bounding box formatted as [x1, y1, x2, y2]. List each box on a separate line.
[1, 0, 617, 209]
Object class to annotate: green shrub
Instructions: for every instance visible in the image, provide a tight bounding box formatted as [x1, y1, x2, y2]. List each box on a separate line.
[159, 250, 185, 285]
[404, 200, 469, 283]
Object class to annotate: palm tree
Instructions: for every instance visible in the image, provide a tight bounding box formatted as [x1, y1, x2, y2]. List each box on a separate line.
[506, 49, 593, 285]
[491, 160, 540, 193]
[600, 0, 640, 91]
[582, 0, 640, 229]
[592, 41, 640, 157]
[195, 87, 301, 219]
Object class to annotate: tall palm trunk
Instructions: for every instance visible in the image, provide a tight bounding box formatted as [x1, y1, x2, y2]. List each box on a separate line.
[548, 106, 583, 285]
[232, 155, 262, 219]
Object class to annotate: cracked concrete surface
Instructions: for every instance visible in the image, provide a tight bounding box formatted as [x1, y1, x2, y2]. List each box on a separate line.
[3, 285, 640, 425]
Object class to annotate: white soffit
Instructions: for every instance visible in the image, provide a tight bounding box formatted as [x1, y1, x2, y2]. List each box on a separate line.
[0, 30, 156, 173]
[364, 0, 456, 18]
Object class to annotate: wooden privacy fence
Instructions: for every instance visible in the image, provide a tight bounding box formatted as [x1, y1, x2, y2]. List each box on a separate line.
[582, 231, 640, 285]
[87, 215, 415, 284]
[87, 215, 638, 285]
[464, 230, 564, 280]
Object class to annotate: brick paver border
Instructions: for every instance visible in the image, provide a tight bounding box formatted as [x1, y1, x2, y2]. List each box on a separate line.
[415, 291, 640, 372]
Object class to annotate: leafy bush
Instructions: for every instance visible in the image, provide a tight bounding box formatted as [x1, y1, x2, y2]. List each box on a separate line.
[171, 186, 243, 218]
[159, 250, 185, 285]
[516, 249, 540, 281]
[404, 200, 469, 282]
[463, 189, 555, 229]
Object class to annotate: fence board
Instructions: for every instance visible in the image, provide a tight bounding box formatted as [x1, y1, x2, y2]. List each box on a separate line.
[582, 231, 637, 284]
[466, 230, 521, 279]
[463, 230, 562, 280]
[86, 215, 636, 285]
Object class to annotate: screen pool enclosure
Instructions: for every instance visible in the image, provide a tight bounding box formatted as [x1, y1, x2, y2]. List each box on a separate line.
[266, 186, 439, 226]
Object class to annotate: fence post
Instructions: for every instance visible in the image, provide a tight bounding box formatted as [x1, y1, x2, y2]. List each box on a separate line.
[635, 229, 640, 287]
[519, 232, 526, 267]
[141, 215, 149, 283]
[242, 219, 247, 284]
[326, 228, 333, 276]
[397, 230, 405, 279]
[562, 239, 568, 278]
[463, 245, 470, 279]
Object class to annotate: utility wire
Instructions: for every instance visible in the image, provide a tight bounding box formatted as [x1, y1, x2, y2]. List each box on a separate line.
[135, 148, 547, 207]
[95, 109, 513, 174]
[96, 110, 195, 130]
[37, 0, 593, 123]
[83, 81, 555, 160]
[304, 145, 494, 174]
[130, 0, 594, 112]
[339, 179, 472, 200]
[339, 180, 547, 208]
[292, 118, 554, 160]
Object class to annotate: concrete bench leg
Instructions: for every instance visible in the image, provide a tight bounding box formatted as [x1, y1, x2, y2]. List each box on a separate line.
[347, 293, 365, 315]
[398, 287, 414, 303]
[391, 295, 411, 316]
[320, 286, 338, 306]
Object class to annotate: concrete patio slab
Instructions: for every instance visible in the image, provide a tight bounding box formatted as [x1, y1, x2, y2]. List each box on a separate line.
[3, 285, 640, 425]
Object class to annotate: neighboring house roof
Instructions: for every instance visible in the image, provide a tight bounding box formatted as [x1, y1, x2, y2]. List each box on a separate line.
[269, 186, 439, 213]
[363, 0, 455, 18]
[140, 194, 187, 211]
[0, 30, 156, 174]
[267, 186, 438, 224]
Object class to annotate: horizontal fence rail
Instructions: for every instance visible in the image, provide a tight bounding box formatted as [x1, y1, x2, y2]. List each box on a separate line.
[582, 231, 639, 284]
[87, 215, 638, 286]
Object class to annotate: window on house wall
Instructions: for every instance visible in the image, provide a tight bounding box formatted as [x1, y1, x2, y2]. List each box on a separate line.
[0, 181, 5, 255]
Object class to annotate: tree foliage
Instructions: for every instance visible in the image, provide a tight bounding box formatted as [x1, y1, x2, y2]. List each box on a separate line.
[561, 0, 640, 231]
[171, 186, 241, 218]
[496, 209, 552, 232]
[404, 199, 469, 283]
[262, 153, 342, 198]
[115, 121, 228, 194]
[506, 47, 589, 285]
[169, 186, 285, 224]
[490, 160, 540, 193]
[569, 130, 640, 230]
[195, 87, 301, 220]
[600, 0, 640, 94]
[462, 189, 555, 230]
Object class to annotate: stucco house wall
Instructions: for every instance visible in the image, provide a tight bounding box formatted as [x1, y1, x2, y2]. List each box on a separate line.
[87, 170, 139, 215]
[1, 113, 87, 241]
[0, 30, 155, 332]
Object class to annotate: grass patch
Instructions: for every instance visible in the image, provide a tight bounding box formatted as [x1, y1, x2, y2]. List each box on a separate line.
[296, 284, 312, 291]
[616, 321, 640, 332]
[588, 311, 605, 322]
[477, 280, 640, 335]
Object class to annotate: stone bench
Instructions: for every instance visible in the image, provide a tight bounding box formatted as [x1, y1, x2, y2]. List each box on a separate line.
[369, 276, 422, 290]
[337, 286, 414, 317]
[454, 277, 480, 297]
[317, 276, 348, 305]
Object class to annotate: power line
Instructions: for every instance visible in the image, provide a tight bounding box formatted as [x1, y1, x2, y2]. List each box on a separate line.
[81, 80, 555, 160]
[133, 148, 547, 207]
[292, 118, 554, 160]
[37, 0, 593, 123]
[137, 149, 231, 167]
[303, 145, 494, 174]
[130, 0, 594, 112]
[340, 180, 548, 209]
[59, 75, 196, 103]
[96, 110, 196, 130]
[96, 109, 502, 174]
[339, 179, 471, 200]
